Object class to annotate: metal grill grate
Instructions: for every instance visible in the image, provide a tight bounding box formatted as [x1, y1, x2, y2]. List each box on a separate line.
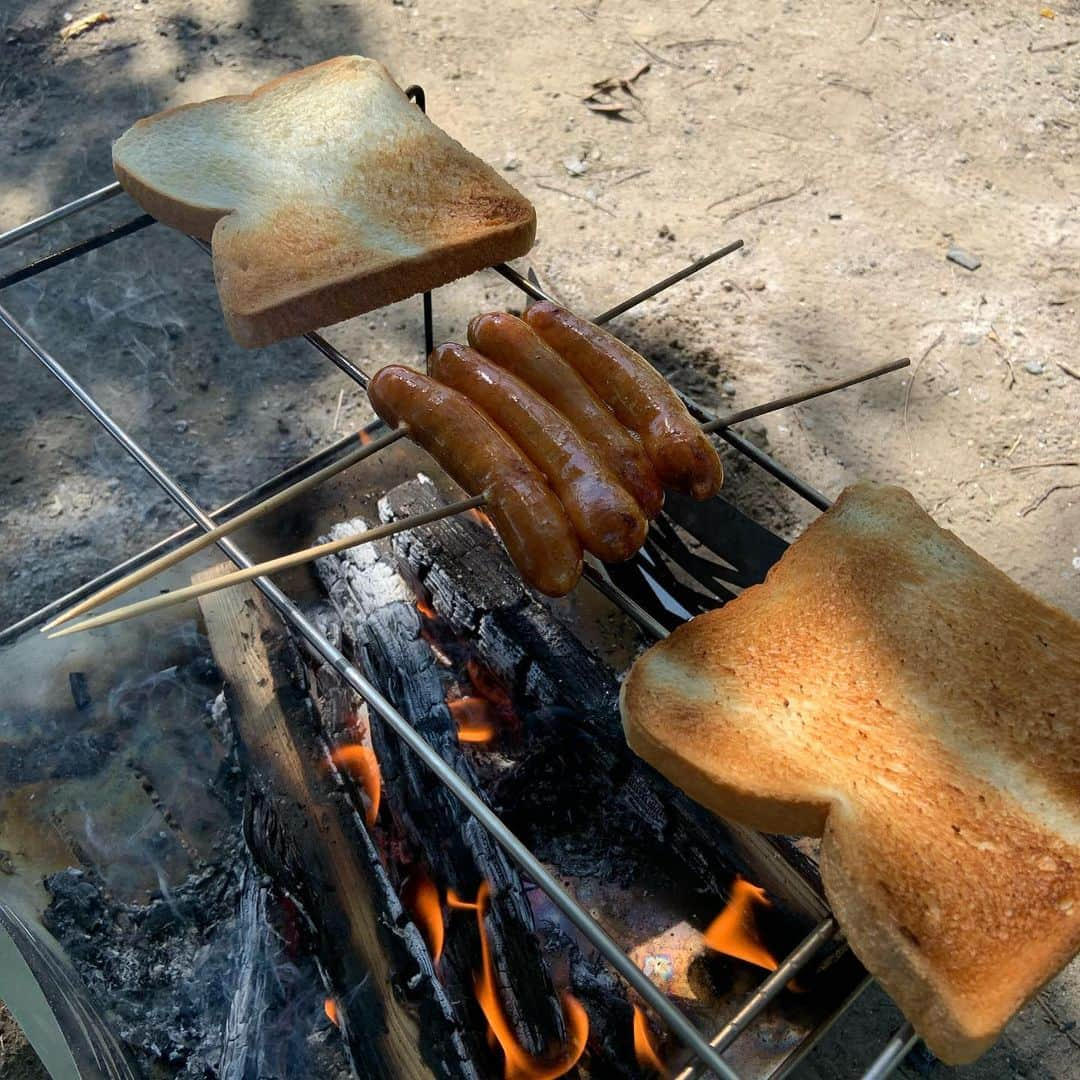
[0, 96, 920, 1079]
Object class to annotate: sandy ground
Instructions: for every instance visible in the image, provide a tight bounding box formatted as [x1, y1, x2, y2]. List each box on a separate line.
[0, 0, 1077, 1077]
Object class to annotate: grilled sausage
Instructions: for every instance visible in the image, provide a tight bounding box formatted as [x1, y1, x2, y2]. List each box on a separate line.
[368, 366, 582, 596]
[467, 312, 665, 519]
[428, 343, 648, 563]
[523, 302, 724, 500]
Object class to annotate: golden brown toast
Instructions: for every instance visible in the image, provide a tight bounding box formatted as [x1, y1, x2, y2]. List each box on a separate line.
[620, 483, 1080, 1063]
[112, 57, 536, 347]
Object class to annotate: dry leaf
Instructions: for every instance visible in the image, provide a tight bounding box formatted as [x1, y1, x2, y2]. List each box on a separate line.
[1040, 7, 1056, 18]
[59, 11, 113, 41]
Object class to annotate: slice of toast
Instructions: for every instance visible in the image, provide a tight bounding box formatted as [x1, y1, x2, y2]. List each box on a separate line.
[113, 57, 536, 347]
[620, 483, 1080, 1063]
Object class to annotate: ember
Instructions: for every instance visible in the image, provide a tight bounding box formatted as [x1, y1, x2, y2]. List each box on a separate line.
[704, 877, 779, 971]
[449, 882, 589, 1079]
[325, 998, 340, 1027]
[404, 867, 445, 963]
[633, 1004, 666, 1077]
[449, 696, 497, 744]
[330, 744, 381, 827]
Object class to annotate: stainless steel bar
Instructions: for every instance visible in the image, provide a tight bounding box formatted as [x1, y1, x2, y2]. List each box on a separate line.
[581, 562, 671, 640]
[675, 918, 839, 1080]
[592, 239, 744, 324]
[0, 432, 364, 644]
[495, 259, 833, 510]
[0, 216, 157, 292]
[860, 1021, 918, 1080]
[2, 307, 741, 1080]
[0, 182, 123, 250]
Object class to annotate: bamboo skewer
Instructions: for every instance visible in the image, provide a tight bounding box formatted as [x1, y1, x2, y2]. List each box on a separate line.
[47, 494, 487, 639]
[45, 356, 909, 635]
[43, 426, 407, 631]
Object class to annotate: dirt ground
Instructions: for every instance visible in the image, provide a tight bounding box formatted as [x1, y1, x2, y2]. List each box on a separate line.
[0, 0, 1077, 1077]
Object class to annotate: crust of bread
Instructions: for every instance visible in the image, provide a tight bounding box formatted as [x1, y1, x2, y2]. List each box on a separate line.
[112, 57, 536, 347]
[620, 482, 1080, 1063]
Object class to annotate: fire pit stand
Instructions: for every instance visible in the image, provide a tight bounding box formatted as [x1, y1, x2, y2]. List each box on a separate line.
[0, 97, 921, 1079]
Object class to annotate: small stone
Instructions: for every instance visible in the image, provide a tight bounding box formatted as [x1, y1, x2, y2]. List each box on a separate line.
[828, 212, 842, 220]
[174, 419, 189, 433]
[722, 380, 737, 396]
[1024, 360, 1045, 375]
[751, 279, 766, 291]
[563, 156, 588, 177]
[502, 154, 521, 171]
[947, 247, 981, 271]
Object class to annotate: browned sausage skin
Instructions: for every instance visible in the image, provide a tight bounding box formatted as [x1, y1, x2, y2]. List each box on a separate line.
[428, 343, 648, 563]
[367, 366, 582, 596]
[467, 312, 665, 519]
[523, 302, 724, 500]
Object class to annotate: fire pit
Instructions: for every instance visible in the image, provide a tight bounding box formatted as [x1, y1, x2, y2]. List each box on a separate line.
[0, 98, 919, 1079]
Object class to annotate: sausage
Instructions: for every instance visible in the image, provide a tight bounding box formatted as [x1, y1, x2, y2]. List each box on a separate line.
[368, 366, 582, 596]
[523, 302, 724, 500]
[467, 312, 664, 519]
[428, 343, 648, 563]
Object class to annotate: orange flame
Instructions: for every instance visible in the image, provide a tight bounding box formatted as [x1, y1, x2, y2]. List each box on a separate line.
[416, 596, 438, 620]
[703, 877, 778, 971]
[324, 998, 339, 1027]
[449, 696, 497, 744]
[358, 429, 373, 446]
[404, 868, 445, 963]
[632, 1005, 666, 1077]
[449, 882, 589, 1079]
[467, 506, 496, 531]
[330, 744, 381, 828]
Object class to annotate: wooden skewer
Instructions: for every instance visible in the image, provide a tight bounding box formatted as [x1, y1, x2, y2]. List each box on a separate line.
[47, 493, 487, 639]
[700, 357, 910, 433]
[43, 425, 407, 631]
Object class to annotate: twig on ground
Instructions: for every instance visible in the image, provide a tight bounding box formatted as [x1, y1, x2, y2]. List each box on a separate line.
[1007, 461, 1079, 472]
[711, 180, 809, 221]
[534, 181, 616, 217]
[1058, 361, 1080, 381]
[631, 37, 685, 68]
[1004, 433, 1023, 458]
[1037, 993, 1080, 1050]
[1020, 484, 1080, 517]
[332, 387, 345, 432]
[904, 331, 946, 456]
[611, 168, 651, 186]
[1028, 38, 1079, 53]
[859, 0, 883, 43]
[693, 0, 715, 15]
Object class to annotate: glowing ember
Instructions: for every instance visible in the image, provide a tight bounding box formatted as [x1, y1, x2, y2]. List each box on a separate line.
[415, 596, 438, 620]
[449, 696, 497, 744]
[358, 429, 373, 446]
[330, 744, 381, 827]
[449, 883, 589, 1079]
[632, 1005, 666, 1077]
[704, 877, 778, 971]
[404, 867, 445, 963]
[324, 998, 339, 1027]
[467, 506, 496, 531]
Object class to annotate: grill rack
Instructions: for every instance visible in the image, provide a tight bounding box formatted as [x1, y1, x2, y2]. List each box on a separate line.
[0, 101, 920, 1080]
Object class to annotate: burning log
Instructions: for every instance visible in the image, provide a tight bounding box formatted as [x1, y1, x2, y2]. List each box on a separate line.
[381, 476, 828, 920]
[312, 527, 573, 1068]
[195, 566, 475, 1080]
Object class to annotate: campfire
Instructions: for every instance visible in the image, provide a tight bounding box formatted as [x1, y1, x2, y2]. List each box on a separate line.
[0, 99, 919, 1079]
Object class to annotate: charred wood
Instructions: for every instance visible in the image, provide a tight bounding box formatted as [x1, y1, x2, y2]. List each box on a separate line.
[313, 529, 569, 1065]
[196, 567, 474, 1080]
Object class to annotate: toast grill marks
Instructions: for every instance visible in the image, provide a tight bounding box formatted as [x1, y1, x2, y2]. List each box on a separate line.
[621, 483, 1080, 1063]
[5, 176, 920, 1076]
[112, 57, 536, 347]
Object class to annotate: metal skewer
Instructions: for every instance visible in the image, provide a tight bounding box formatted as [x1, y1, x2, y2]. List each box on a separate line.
[48, 492, 485, 638]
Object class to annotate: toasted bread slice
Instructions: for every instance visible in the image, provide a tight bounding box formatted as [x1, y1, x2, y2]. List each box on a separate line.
[620, 483, 1080, 1063]
[113, 57, 536, 347]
